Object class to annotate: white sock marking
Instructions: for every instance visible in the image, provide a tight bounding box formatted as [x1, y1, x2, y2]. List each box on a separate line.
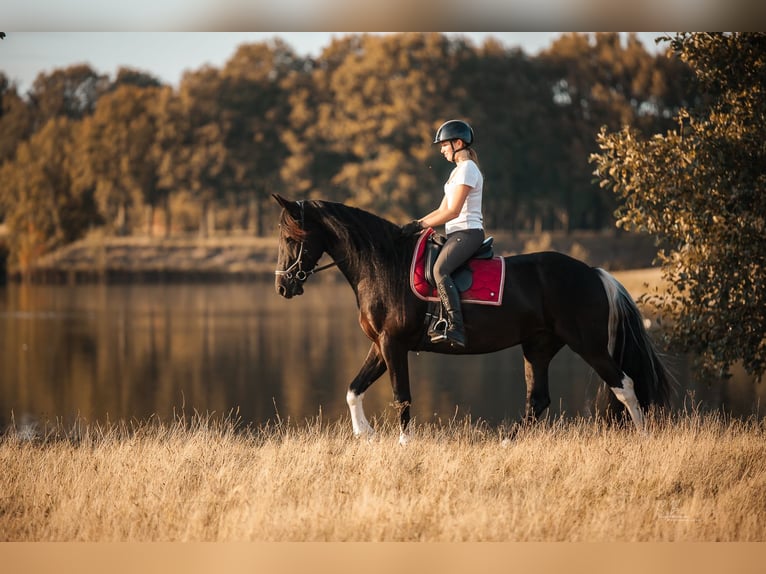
[346, 390, 374, 437]
[610, 375, 646, 433]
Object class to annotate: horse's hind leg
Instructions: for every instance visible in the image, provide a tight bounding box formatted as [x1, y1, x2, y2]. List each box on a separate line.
[347, 343, 387, 437]
[583, 352, 645, 433]
[378, 334, 412, 445]
[521, 336, 564, 422]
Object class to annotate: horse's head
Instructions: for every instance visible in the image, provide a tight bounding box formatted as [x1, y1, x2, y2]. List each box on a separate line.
[273, 194, 326, 298]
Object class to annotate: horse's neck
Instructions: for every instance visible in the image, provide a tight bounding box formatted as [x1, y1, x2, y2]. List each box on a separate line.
[314, 205, 407, 298]
[324, 229, 400, 298]
[326, 241, 374, 292]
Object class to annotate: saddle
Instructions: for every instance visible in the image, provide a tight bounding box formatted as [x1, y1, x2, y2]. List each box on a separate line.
[424, 232, 495, 292]
[410, 228, 505, 306]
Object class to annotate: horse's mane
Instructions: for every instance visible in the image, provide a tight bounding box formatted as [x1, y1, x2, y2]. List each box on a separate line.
[309, 200, 409, 268]
[283, 200, 414, 303]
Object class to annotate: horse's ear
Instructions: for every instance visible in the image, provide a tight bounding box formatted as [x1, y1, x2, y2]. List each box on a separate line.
[272, 193, 290, 208]
[272, 194, 300, 218]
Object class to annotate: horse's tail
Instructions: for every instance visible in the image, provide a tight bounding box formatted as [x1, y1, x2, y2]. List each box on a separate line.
[595, 269, 672, 411]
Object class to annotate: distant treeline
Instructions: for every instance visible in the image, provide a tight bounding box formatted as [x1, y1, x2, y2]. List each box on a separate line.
[0, 32, 697, 270]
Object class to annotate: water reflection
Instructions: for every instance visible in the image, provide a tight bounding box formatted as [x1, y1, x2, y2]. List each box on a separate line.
[0, 280, 763, 431]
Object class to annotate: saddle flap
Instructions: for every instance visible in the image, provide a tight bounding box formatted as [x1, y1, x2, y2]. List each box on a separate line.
[410, 228, 505, 306]
[423, 234, 494, 291]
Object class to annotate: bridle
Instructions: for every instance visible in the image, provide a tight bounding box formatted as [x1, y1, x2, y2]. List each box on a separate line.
[275, 201, 341, 284]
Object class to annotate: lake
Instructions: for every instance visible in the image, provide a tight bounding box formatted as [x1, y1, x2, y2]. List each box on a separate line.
[1, 279, 763, 432]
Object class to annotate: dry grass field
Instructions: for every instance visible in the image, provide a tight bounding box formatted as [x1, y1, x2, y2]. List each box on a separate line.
[2, 410, 765, 542]
[3, 267, 763, 545]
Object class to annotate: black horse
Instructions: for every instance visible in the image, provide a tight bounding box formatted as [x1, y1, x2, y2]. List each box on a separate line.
[273, 195, 671, 443]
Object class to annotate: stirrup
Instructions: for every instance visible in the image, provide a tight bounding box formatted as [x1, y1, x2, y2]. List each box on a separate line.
[428, 318, 449, 343]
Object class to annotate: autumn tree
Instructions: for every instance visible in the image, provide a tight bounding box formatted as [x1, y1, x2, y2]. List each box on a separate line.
[26, 64, 110, 129]
[300, 33, 468, 220]
[0, 117, 100, 271]
[169, 67, 228, 237]
[151, 87, 186, 236]
[457, 38, 556, 233]
[279, 35, 363, 208]
[111, 67, 164, 90]
[219, 39, 306, 235]
[539, 33, 693, 232]
[0, 32, 715, 269]
[0, 74, 33, 164]
[591, 32, 766, 380]
[81, 83, 165, 234]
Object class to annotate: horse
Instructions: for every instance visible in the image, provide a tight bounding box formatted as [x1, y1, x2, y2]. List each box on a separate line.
[273, 194, 671, 443]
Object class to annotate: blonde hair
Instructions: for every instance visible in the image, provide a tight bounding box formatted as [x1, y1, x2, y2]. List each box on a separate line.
[456, 145, 480, 169]
[466, 147, 480, 168]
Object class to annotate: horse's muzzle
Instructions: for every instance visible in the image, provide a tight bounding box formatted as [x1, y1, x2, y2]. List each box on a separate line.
[275, 278, 304, 298]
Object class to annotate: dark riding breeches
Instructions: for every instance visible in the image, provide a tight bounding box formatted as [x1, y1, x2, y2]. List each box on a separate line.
[432, 228, 485, 285]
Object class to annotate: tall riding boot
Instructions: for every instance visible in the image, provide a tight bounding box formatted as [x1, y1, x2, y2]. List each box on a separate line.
[434, 277, 466, 348]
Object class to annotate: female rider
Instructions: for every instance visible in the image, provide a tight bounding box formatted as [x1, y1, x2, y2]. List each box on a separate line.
[402, 119, 485, 347]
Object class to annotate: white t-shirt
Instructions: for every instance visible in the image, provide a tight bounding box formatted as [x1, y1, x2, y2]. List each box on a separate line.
[444, 159, 483, 234]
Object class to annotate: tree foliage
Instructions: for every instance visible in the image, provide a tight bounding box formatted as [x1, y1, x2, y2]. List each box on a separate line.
[0, 117, 100, 269]
[218, 39, 305, 235]
[0, 74, 33, 163]
[591, 32, 766, 381]
[26, 64, 110, 128]
[0, 33, 696, 271]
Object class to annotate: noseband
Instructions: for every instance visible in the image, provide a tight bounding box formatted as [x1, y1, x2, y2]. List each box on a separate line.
[275, 201, 340, 284]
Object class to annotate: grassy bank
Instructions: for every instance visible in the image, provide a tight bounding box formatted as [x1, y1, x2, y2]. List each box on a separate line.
[2, 412, 764, 541]
[9, 229, 660, 282]
[10, 235, 281, 282]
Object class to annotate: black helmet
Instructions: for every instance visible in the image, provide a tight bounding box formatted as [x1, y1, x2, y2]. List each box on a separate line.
[433, 120, 474, 146]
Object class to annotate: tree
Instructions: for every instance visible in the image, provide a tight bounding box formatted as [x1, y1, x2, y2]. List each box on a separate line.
[172, 67, 228, 237]
[26, 65, 110, 128]
[82, 83, 165, 234]
[152, 87, 187, 236]
[0, 74, 33, 164]
[591, 32, 766, 381]
[306, 33, 466, 219]
[459, 38, 556, 233]
[219, 39, 306, 235]
[1, 32, 716, 267]
[539, 33, 692, 232]
[0, 117, 100, 271]
[279, 34, 364, 208]
[111, 67, 164, 90]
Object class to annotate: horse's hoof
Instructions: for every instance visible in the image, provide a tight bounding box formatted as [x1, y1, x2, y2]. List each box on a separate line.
[398, 432, 410, 446]
[352, 425, 375, 440]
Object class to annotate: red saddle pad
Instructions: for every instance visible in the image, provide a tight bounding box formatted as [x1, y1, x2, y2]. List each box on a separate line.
[409, 228, 505, 306]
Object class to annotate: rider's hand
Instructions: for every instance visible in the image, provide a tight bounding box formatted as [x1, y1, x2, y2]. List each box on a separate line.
[400, 220, 424, 236]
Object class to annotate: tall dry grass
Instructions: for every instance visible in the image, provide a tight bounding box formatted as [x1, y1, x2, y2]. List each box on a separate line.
[2, 410, 765, 542]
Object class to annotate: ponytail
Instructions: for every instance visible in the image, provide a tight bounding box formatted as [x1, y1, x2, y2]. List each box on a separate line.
[466, 147, 480, 168]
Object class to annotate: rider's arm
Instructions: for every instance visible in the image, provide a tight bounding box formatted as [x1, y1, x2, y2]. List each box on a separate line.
[418, 185, 470, 228]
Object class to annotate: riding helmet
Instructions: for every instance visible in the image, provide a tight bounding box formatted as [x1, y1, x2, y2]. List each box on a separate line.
[433, 120, 474, 146]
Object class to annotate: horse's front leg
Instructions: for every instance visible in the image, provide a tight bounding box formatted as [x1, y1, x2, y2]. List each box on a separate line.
[347, 343, 387, 438]
[378, 334, 412, 445]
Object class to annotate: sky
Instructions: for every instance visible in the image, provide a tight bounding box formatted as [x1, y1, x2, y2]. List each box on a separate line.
[0, 32, 666, 95]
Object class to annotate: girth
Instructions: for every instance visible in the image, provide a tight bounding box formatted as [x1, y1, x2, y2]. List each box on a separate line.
[423, 233, 494, 292]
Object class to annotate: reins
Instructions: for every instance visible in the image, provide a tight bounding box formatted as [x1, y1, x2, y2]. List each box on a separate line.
[275, 200, 343, 283]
